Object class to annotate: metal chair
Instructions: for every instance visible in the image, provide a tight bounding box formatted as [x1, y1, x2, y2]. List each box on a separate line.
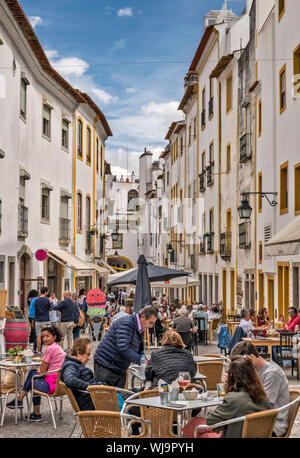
[29, 369, 66, 429]
[277, 331, 299, 380]
[178, 331, 193, 351]
[78, 410, 152, 438]
[194, 408, 278, 438]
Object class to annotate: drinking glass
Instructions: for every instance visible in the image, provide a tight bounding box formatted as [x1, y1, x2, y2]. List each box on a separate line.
[216, 383, 225, 398]
[178, 372, 191, 390]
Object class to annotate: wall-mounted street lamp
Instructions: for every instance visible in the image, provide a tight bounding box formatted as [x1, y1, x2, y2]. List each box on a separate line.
[111, 229, 119, 242]
[114, 250, 119, 258]
[238, 192, 278, 220]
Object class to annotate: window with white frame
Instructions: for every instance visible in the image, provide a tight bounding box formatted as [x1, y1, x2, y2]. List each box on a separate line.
[42, 104, 51, 139]
[41, 186, 51, 222]
[62, 118, 69, 149]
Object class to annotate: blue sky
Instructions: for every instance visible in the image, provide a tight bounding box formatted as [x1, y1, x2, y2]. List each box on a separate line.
[21, 0, 245, 177]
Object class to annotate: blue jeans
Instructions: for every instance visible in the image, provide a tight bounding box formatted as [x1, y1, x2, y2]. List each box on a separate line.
[23, 369, 50, 406]
[73, 326, 81, 340]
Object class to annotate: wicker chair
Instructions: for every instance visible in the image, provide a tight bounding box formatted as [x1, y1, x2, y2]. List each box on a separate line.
[194, 409, 278, 438]
[78, 410, 152, 438]
[88, 385, 134, 412]
[274, 390, 300, 438]
[202, 354, 222, 358]
[196, 361, 224, 391]
[29, 369, 66, 429]
[61, 382, 82, 438]
[0, 365, 29, 426]
[122, 389, 177, 438]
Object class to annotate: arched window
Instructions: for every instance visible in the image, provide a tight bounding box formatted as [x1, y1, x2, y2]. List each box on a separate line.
[128, 189, 138, 210]
[77, 119, 83, 158]
[86, 196, 91, 229]
[86, 127, 91, 164]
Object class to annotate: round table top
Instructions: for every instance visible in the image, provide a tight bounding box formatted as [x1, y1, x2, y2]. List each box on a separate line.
[1, 359, 42, 367]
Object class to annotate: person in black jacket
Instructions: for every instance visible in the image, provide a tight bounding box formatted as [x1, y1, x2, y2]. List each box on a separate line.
[94, 305, 158, 388]
[145, 329, 197, 388]
[61, 337, 105, 410]
[51, 291, 78, 353]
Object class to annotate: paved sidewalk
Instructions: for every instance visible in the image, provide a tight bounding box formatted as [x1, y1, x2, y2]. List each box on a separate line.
[1, 337, 300, 438]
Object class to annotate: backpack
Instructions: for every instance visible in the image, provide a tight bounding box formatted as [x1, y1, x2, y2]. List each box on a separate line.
[77, 304, 86, 328]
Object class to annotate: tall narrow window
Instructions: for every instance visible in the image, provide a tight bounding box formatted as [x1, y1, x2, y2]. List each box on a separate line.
[209, 77, 214, 118]
[280, 162, 288, 214]
[180, 137, 183, 156]
[96, 138, 99, 173]
[278, 0, 285, 21]
[20, 78, 27, 119]
[258, 99, 262, 137]
[201, 88, 206, 128]
[77, 119, 83, 158]
[193, 118, 197, 141]
[41, 188, 50, 222]
[62, 119, 69, 149]
[293, 44, 300, 97]
[77, 192, 82, 231]
[86, 127, 91, 164]
[100, 146, 103, 176]
[259, 241, 263, 264]
[188, 125, 192, 146]
[258, 172, 262, 213]
[201, 151, 206, 171]
[279, 65, 286, 114]
[226, 73, 233, 112]
[42, 104, 51, 139]
[295, 163, 300, 215]
[226, 143, 231, 172]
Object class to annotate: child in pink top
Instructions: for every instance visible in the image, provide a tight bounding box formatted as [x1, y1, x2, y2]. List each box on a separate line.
[7, 325, 65, 421]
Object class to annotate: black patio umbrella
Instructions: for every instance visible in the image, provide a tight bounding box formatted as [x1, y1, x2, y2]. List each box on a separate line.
[133, 255, 152, 313]
[107, 262, 190, 287]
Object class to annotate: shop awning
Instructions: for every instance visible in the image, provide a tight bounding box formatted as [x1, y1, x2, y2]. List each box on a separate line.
[86, 263, 110, 277]
[151, 276, 199, 289]
[264, 216, 300, 256]
[98, 259, 117, 274]
[46, 248, 94, 277]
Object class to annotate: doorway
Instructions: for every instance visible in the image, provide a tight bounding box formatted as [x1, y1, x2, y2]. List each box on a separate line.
[267, 275, 275, 322]
[278, 262, 290, 321]
[19, 253, 32, 312]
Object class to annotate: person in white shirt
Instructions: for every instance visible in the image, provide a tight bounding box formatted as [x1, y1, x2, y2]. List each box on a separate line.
[189, 304, 199, 319]
[239, 309, 255, 336]
[49, 293, 59, 325]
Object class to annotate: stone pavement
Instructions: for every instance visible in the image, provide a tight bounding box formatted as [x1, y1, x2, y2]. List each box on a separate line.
[0, 333, 300, 438]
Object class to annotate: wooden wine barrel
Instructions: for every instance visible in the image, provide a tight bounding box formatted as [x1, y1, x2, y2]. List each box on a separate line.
[4, 319, 29, 350]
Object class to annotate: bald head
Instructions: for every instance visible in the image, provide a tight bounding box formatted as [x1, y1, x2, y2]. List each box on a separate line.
[64, 291, 72, 299]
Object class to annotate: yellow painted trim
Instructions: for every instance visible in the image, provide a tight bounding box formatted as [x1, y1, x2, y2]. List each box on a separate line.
[279, 64, 287, 115]
[254, 96, 258, 311]
[258, 241, 263, 265]
[77, 115, 84, 161]
[258, 99, 262, 137]
[218, 81, 221, 253]
[293, 43, 300, 98]
[226, 72, 233, 114]
[107, 255, 134, 268]
[258, 172, 262, 213]
[258, 269, 264, 307]
[230, 268, 235, 313]
[295, 162, 300, 215]
[226, 142, 231, 173]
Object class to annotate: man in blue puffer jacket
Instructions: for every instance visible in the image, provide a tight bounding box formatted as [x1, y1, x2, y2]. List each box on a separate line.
[94, 305, 158, 388]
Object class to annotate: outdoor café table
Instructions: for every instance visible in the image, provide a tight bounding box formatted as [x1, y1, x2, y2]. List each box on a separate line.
[242, 337, 280, 360]
[126, 392, 222, 437]
[0, 359, 41, 425]
[193, 355, 226, 363]
[227, 320, 238, 336]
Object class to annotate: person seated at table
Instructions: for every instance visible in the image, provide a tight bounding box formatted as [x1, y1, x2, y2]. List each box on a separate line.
[194, 305, 208, 341]
[169, 303, 176, 319]
[249, 309, 257, 327]
[281, 307, 300, 332]
[189, 304, 199, 320]
[230, 341, 289, 437]
[239, 309, 256, 336]
[208, 305, 221, 320]
[60, 337, 123, 411]
[183, 355, 271, 438]
[171, 306, 197, 350]
[7, 325, 65, 421]
[145, 330, 197, 388]
[257, 307, 270, 329]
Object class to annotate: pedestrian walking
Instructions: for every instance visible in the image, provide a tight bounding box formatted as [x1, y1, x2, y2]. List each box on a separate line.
[72, 293, 83, 341]
[51, 291, 78, 353]
[34, 287, 52, 353]
[27, 289, 38, 352]
[49, 292, 59, 326]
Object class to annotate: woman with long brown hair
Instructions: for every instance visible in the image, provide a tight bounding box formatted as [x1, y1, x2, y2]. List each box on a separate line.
[257, 307, 269, 328]
[205, 355, 271, 437]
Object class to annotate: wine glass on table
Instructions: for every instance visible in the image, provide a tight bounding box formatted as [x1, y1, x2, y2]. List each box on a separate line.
[178, 372, 191, 391]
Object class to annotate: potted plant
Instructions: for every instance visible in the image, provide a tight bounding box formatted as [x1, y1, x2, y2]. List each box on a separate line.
[89, 228, 98, 235]
[100, 233, 107, 239]
[8, 346, 23, 363]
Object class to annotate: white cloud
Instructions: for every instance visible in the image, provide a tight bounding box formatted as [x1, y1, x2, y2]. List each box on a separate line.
[45, 49, 59, 60]
[91, 88, 118, 105]
[110, 165, 130, 178]
[52, 56, 89, 78]
[125, 87, 137, 94]
[141, 101, 179, 116]
[28, 16, 43, 28]
[117, 7, 133, 17]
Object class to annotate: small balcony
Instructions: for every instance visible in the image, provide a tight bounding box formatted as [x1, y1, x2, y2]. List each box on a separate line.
[86, 231, 93, 253]
[18, 204, 28, 238]
[206, 163, 214, 186]
[220, 232, 231, 259]
[59, 218, 71, 244]
[239, 133, 251, 163]
[239, 221, 251, 249]
[199, 173, 206, 193]
[206, 232, 215, 253]
[201, 109, 206, 129]
[209, 97, 214, 118]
